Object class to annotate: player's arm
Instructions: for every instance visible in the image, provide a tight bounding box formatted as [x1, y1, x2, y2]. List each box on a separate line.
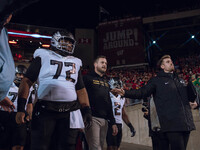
[76, 70, 90, 107]
[26, 89, 35, 120]
[16, 57, 41, 124]
[122, 107, 136, 137]
[26, 103, 33, 120]
[16, 77, 33, 124]
[0, 96, 15, 112]
[77, 87, 92, 129]
[76, 70, 91, 128]
[76, 88, 90, 107]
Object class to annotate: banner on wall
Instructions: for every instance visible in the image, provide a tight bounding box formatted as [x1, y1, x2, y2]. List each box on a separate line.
[98, 17, 145, 66]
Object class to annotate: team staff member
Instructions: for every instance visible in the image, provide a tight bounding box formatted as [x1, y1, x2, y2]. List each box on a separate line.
[16, 31, 91, 150]
[112, 55, 196, 150]
[83, 55, 118, 150]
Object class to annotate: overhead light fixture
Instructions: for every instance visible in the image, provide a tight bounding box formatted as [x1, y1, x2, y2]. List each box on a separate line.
[9, 40, 17, 44]
[42, 44, 50, 48]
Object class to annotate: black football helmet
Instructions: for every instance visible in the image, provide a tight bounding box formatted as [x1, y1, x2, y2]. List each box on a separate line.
[51, 31, 76, 56]
[14, 65, 27, 86]
[108, 77, 123, 89]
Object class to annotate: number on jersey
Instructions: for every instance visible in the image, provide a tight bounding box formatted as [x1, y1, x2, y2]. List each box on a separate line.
[50, 60, 76, 82]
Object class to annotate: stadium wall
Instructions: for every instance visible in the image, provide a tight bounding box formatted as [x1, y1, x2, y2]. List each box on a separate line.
[122, 104, 200, 150]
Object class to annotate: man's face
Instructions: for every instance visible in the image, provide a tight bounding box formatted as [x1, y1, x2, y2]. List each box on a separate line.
[95, 58, 107, 74]
[60, 39, 73, 53]
[16, 73, 24, 80]
[14, 73, 24, 85]
[161, 58, 175, 73]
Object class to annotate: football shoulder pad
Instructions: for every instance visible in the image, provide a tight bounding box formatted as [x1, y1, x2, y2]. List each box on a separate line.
[33, 48, 49, 59]
[67, 56, 82, 67]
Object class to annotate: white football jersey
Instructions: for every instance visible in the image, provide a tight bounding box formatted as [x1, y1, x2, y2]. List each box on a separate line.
[34, 48, 82, 102]
[1, 83, 34, 112]
[110, 92, 125, 124]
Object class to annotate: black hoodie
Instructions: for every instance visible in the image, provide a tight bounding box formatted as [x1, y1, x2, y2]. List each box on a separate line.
[83, 71, 115, 125]
[124, 70, 195, 132]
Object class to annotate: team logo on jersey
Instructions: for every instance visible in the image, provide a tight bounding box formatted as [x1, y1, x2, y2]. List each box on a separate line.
[93, 80, 109, 87]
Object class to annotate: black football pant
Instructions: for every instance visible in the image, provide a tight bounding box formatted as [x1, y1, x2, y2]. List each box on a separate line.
[31, 108, 78, 150]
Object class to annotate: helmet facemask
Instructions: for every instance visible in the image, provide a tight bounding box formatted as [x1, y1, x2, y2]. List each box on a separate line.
[108, 78, 123, 90]
[51, 31, 76, 56]
[14, 65, 27, 87]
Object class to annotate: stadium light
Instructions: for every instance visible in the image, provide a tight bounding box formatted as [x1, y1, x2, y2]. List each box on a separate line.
[191, 35, 195, 39]
[152, 40, 156, 44]
[8, 31, 51, 39]
[9, 40, 17, 44]
[42, 44, 50, 48]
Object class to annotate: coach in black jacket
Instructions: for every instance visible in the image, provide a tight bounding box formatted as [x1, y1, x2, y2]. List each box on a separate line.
[83, 55, 118, 150]
[112, 55, 196, 150]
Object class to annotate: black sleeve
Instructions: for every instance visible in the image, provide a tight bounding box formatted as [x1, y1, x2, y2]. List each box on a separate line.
[124, 78, 156, 99]
[107, 95, 116, 125]
[83, 75, 87, 88]
[25, 57, 41, 83]
[75, 70, 85, 90]
[187, 80, 197, 102]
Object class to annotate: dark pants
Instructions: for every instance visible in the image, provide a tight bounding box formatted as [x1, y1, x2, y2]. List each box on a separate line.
[151, 132, 169, 150]
[151, 131, 190, 150]
[0, 111, 27, 149]
[106, 123, 122, 148]
[31, 105, 77, 150]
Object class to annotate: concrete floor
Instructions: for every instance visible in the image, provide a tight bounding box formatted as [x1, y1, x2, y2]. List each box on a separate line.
[119, 142, 152, 150]
[104, 142, 152, 150]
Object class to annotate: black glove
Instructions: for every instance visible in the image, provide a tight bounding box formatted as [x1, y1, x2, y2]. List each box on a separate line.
[127, 123, 136, 137]
[141, 107, 148, 112]
[142, 107, 149, 120]
[81, 106, 92, 129]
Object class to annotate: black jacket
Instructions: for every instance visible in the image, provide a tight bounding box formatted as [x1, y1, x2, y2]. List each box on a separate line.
[125, 70, 195, 132]
[83, 71, 115, 125]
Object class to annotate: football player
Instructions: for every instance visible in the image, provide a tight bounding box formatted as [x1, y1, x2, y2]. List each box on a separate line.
[0, 65, 34, 150]
[16, 31, 91, 150]
[106, 77, 136, 150]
